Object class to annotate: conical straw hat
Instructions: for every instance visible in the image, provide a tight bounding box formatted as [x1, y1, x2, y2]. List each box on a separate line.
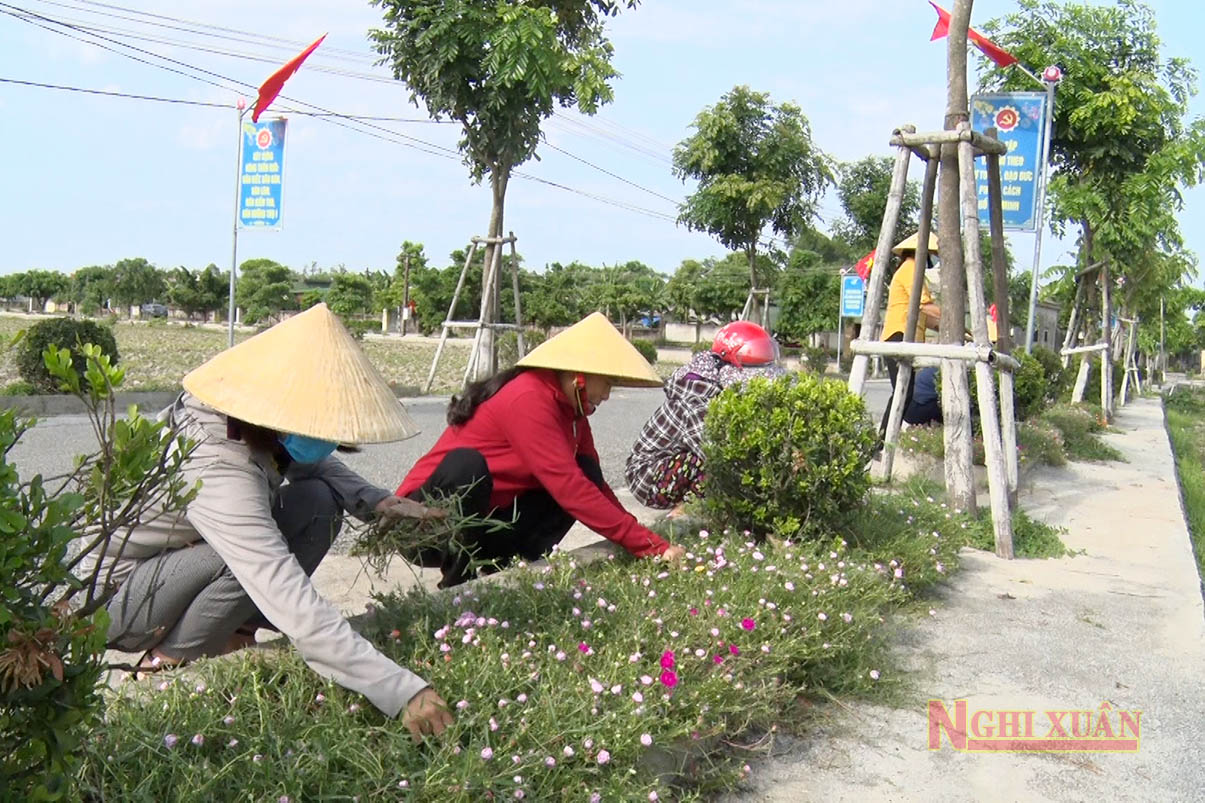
[892, 231, 940, 255]
[516, 312, 662, 388]
[182, 303, 418, 443]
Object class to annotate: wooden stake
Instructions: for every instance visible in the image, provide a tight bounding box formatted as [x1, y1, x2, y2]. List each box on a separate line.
[848, 127, 915, 397]
[958, 128, 1012, 558]
[880, 156, 940, 481]
[985, 127, 1019, 503]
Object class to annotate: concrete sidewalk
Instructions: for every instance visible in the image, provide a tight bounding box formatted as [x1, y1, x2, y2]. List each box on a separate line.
[722, 396, 1205, 802]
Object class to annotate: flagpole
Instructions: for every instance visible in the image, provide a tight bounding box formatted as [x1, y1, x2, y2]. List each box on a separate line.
[1023, 70, 1058, 353]
[229, 101, 248, 348]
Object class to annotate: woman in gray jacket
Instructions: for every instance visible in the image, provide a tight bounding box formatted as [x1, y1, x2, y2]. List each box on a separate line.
[79, 304, 452, 740]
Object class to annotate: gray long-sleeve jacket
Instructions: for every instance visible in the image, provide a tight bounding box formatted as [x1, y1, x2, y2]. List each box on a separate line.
[78, 393, 428, 717]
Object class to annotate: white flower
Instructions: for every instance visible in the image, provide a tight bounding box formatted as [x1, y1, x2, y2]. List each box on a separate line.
[640, 733, 653, 747]
[869, 669, 881, 680]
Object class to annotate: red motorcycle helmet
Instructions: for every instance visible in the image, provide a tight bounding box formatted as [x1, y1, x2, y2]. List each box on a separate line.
[711, 321, 778, 367]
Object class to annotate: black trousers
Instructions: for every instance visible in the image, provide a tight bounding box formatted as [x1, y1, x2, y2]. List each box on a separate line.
[405, 447, 606, 587]
[879, 331, 918, 439]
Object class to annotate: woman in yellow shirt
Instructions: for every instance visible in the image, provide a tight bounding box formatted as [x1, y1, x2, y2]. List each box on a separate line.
[879, 232, 941, 441]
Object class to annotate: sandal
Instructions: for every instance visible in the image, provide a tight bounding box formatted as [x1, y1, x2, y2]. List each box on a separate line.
[127, 648, 189, 681]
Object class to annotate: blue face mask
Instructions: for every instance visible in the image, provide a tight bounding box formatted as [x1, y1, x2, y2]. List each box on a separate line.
[278, 433, 338, 464]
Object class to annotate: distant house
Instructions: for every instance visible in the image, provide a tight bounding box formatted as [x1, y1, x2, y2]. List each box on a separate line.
[291, 277, 332, 306]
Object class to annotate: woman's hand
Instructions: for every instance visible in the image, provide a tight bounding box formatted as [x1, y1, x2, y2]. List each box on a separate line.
[402, 687, 454, 742]
[661, 544, 687, 562]
[375, 495, 447, 521]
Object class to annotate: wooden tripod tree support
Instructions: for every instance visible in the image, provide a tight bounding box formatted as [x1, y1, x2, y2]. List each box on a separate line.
[1118, 317, 1142, 405]
[1059, 259, 1115, 420]
[423, 232, 525, 394]
[740, 288, 771, 329]
[847, 121, 1017, 558]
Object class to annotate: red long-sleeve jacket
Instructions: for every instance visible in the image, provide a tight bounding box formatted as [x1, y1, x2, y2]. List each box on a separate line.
[397, 369, 668, 557]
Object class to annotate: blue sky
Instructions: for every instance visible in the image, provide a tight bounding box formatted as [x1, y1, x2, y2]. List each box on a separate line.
[1, 0, 1202, 289]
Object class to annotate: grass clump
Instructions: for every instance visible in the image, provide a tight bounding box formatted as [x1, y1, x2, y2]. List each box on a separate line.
[1038, 404, 1123, 462]
[81, 506, 963, 801]
[1165, 386, 1205, 579]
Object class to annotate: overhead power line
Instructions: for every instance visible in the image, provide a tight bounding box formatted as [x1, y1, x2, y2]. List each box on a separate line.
[3, 0, 829, 252]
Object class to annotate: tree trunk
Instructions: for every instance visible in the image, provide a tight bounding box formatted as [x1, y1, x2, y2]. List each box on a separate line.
[474, 167, 509, 380]
[745, 244, 763, 326]
[939, 0, 976, 514]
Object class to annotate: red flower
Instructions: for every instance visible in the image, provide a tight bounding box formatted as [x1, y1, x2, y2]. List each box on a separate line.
[659, 670, 679, 688]
[741, 618, 756, 631]
[660, 650, 675, 670]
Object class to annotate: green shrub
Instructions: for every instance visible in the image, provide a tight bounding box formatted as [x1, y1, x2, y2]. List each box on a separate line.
[1067, 358, 1125, 404]
[690, 340, 712, 354]
[497, 329, 547, 370]
[1039, 403, 1122, 462]
[1010, 351, 1049, 421]
[2, 343, 196, 800]
[800, 344, 829, 374]
[341, 318, 379, 341]
[16, 318, 120, 394]
[630, 338, 658, 365]
[1030, 346, 1067, 399]
[702, 374, 877, 540]
[1016, 420, 1066, 467]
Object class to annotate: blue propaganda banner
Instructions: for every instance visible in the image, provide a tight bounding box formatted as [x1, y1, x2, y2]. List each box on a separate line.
[840, 275, 865, 318]
[239, 118, 286, 229]
[970, 92, 1047, 232]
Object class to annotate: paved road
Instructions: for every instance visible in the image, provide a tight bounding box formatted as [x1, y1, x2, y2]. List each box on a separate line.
[9, 380, 893, 492]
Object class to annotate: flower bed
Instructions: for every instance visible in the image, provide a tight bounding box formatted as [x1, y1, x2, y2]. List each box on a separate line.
[81, 500, 962, 801]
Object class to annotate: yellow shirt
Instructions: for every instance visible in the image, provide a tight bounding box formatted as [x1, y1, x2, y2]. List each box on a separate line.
[882, 257, 934, 342]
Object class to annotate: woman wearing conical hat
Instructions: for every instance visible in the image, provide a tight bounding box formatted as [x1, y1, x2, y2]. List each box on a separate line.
[78, 304, 453, 740]
[879, 231, 942, 444]
[396, 313, 687, 587]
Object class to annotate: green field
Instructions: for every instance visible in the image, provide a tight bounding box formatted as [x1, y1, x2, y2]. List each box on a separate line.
[0, 314, 686, 395]
[0, 314, 477, 395]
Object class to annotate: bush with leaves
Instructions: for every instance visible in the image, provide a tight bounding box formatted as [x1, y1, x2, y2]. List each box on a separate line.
[496, 329, 547, 370]
[1010, 350, 1050, 422]
[16, 317, 119, 394]
[702, 374, 877, 540]
[1029, 345, 1067, 399]
[630, 338, 658, 366]
[0, 341, 195, 799]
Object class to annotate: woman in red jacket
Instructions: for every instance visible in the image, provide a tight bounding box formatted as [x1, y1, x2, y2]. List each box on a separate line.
[397, 313, 686, 587]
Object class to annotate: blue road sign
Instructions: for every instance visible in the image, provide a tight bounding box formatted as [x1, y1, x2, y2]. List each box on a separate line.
[239, 118, 286, 229]
[970, 92, 1047, 232]
[841, 275, 865, 318]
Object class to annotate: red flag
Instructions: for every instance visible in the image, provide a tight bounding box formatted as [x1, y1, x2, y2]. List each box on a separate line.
[252, 34, 326, 122]
[929, 2, 1017, 68]
[854, 249, 876, 281]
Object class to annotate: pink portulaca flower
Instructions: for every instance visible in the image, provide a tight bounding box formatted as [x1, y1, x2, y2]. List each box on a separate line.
[659, 670, 679, 688]
[741, 617, 756, 631]
[659, 650, 675, 670]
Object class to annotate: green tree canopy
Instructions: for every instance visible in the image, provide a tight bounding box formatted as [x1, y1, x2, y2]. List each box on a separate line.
[110, 258, 165, 308]
[371, 0, 637, 373]
[982, 0, 1205, 324]
[326, 273, 375, 317]
[69, 266, 115, 314]
[236, 258, 296, 324]
[832, 156, 920, 254]
[672, 84, 832, 313]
